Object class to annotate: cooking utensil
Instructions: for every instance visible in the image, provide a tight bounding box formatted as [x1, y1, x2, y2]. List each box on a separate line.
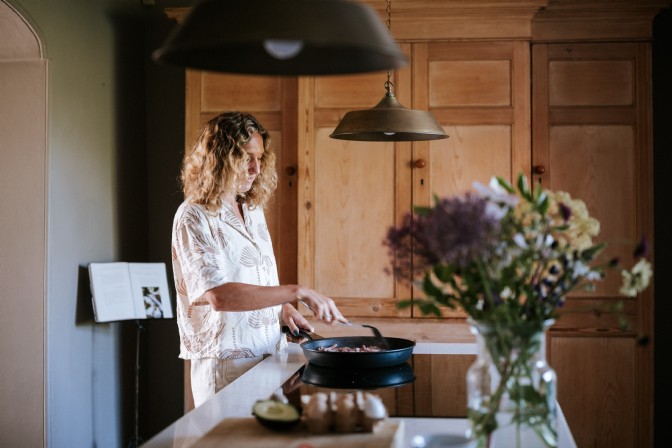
[282, 326, 415, 369]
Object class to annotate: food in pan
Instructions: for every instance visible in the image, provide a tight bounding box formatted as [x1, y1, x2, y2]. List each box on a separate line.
[316, 344, 383, 352]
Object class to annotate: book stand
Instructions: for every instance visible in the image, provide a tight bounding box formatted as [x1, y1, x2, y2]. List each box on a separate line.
[127, 319, 144, 448]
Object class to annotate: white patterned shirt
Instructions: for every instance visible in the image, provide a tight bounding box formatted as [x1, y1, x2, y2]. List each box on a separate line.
[171, 200, 287, 360]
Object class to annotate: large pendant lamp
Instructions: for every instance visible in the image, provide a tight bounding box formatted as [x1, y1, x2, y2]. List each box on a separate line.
[152, 0, 407, 76]
[330, 0, 448, 141]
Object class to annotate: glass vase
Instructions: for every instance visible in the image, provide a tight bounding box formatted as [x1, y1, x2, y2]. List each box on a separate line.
[466, 319, 557, 448]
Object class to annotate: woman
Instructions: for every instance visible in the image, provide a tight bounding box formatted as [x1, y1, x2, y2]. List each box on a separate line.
[172, 111, 346, 407]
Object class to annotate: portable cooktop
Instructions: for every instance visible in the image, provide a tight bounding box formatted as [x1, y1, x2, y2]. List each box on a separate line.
[280, 352, 475, 418]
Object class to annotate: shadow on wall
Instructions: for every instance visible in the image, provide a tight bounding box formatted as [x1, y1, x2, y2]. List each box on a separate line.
[108, 5, 188, 444]
[653, 7, 672, 448]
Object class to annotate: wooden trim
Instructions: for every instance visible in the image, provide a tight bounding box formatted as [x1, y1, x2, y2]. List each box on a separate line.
[634, 41, 655, 448]
[184, 70, 201, 155]
[297, 77, 316, 291]
[512, 40, 532, 179]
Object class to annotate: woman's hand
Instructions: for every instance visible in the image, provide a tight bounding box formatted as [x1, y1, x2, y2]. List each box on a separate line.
[281, 303, 314, 342]
[295, 287, 348, 325]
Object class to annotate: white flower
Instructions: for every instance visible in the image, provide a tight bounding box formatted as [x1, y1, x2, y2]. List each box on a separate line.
[619, 259, 653, 297]
[473, 177, 519, 208]
[513, 233, 527, 249]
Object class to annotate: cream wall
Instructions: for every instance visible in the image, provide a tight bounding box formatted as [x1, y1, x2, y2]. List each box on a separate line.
[0, 0, 187, 446]
[0, 2, 46, 446]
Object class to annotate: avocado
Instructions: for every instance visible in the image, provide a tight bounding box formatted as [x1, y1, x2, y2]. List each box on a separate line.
[252, 399, 301, 431]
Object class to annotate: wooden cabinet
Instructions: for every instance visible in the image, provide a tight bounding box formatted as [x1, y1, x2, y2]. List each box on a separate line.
[297, 40, 531, 319]
[184, 71, 299, 286]
[532, 39, 655, 448]
[175, 0, 666, 443]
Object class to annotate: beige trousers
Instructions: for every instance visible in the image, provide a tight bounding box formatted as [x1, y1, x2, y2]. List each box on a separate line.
[190, 356, 265, 407]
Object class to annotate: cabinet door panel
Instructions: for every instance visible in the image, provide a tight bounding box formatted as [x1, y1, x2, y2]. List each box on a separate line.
[533, 41, 654, 448]
[313, 129, 396, 299]
[551, 336, 636, 448]
[429, 125, 512, 195]
[418, 41, 531, 203]
[200, 72, 283, 112]
[429, 60, 512, 107]
[549, 125, 635, 295]
[549, 60, 634, 106]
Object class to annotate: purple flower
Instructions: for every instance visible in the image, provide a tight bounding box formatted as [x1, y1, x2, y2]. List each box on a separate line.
[421, 194, 501, 269]
[385, 193, 501, 280]
[559, 202, 572, 222]
[633, 235, 650, 259]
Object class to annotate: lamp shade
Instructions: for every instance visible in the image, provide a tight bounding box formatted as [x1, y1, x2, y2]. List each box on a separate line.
[153, 0, 408, 76]
[330, 91, 449, 141]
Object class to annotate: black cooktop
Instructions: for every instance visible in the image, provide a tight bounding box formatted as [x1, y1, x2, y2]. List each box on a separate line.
[281, 353, 475, 418]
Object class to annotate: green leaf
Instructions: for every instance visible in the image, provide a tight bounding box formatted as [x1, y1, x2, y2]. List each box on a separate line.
[422, 272, 443, 298]
[397, 299, 413, 309]
[538, 193, 549, 215]
[580, 243, 606, 261]
[517, 174, 532, 200]
[418, 301, 442, 317]
[433, 264, 453, 283]
[496, 176, 515, 193]
[413, 205, 431, 217]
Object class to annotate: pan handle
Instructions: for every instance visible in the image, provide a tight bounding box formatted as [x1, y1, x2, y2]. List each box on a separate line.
[281, 326, 322, 341]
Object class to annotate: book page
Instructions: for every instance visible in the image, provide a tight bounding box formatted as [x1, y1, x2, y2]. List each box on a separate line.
[128, 262, 174, 319]
[88, 262, 138, 322]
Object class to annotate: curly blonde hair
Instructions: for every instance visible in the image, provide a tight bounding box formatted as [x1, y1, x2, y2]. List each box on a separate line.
[180, 112, 277, 212]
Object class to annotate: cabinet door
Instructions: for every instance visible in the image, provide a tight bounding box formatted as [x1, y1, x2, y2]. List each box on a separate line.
[297, 41, 531, 318]
[185, 71, 298, 285]
[297, 58, 413, 318]
[532, 42, 654, 448]
[183, 71, 298, 412]
[410, 41, 532, 318]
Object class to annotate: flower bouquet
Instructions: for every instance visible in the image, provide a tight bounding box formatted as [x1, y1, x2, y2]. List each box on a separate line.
[384, 174, 652, 447]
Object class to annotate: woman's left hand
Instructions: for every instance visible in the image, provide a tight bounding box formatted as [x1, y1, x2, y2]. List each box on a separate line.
[281, 303, 314, 342]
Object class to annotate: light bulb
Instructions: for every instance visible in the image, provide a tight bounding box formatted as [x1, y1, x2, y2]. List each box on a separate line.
[383, 132, 396, 136]
[263, 39, 304, 60]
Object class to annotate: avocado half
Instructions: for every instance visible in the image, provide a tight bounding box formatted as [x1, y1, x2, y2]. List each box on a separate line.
[252, 399, 301, 431]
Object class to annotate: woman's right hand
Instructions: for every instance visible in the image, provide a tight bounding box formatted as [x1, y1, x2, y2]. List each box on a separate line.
[295, 287, 348, 325]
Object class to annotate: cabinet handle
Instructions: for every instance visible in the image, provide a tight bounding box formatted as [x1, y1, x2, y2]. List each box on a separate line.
[414, 159, 427, 169]
[285, 165, 297, 176]
[533, 165, 546, 175]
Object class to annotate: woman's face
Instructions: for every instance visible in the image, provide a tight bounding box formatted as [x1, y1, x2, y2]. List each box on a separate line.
[239, 132, 264, 193]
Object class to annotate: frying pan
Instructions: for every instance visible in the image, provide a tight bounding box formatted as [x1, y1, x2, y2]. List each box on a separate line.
[282, 326, 415, 369]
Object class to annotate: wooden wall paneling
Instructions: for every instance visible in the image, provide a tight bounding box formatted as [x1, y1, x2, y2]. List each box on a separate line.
[512, 40, 532, 177]
[410, 41, 531, 318]
[183, 70, 298, 410]
[184, 69, 202, 155]
[394, 45, 415, 314]
[551, 335, 637, 448]
[423, 41, 530, 194]
[534, 41, 655, 447]
[272, 77, 299, 285]
[634, 41, 654, 448]
[298, 48, 414, 318]
[297, 76, 316, 315]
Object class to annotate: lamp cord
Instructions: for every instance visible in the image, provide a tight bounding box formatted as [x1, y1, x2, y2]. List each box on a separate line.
[385, 0, 394, 93]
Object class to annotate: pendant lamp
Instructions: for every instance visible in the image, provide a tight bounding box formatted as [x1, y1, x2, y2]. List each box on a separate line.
[153, 0, 407, 76]
[329, 0, 448, 142]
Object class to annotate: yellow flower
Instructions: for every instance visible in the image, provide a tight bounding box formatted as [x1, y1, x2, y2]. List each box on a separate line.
[547, 191, 600, 252]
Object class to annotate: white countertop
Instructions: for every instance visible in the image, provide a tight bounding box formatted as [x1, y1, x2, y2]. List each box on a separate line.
[143, 343, 576, 448]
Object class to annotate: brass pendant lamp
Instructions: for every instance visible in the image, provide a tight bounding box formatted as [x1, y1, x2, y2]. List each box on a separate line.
[330, 0, 448, 142]
[153, 0, 407, 76]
